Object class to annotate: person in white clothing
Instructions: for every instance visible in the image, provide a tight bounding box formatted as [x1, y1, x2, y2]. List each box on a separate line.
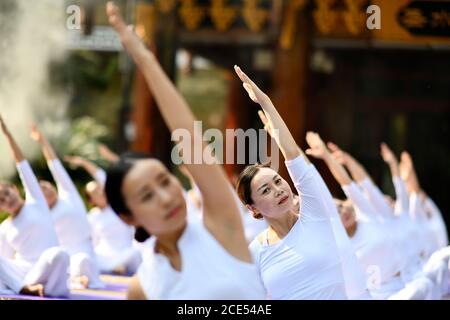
[305, 133, 404, 299]
[65, 155, 142, 275]
[0, 115, 70, 297]
[29, 124, 103, 289]
[256, 112, 370, 300]
[398, 151, 449, 297]
[328, 142, 443, 299]
[104, 2, 266, 300]
[234, 67, 347, 300]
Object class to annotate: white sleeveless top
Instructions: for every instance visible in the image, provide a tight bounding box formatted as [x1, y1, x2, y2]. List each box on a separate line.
[137, 218, 266, 300]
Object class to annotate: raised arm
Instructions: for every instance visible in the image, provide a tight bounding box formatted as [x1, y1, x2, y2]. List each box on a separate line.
[327, 142, 368, 183]
[1, 116, 47, 206]
[306, 133, 352, 187]
[30, 123, 79, 197]
[98, 143, 120, 164]
[380, 143, 408, 216]
[399, 151, 421, 195]
[106, 2, 247, 259]
[329, 142, 393, 220]
[65, 155, 106, 185]
[305, 132, 377, 220]
[0, 115, 24, 163]
[234, 66, 301, 161]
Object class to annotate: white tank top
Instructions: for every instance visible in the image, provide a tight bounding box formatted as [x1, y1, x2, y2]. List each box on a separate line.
[137, 218, 266, 300]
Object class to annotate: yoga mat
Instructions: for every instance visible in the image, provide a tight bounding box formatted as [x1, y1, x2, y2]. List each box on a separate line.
[0, 275, 131, 300]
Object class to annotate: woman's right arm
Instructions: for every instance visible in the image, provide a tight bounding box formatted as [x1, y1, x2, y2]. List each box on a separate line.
[328, 142, 393, 220]
[380, 143, 408, 216]
[0, 115, 47, 206]
[106, 2, 248, 262]
[305, 133, 377, 220]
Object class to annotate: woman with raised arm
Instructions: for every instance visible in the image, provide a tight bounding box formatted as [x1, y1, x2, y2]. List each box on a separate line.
[256, 112, 370, 299]
[397, 151, 449, 298]
[104, 2, 265, 300]
[378, 144, 429, 281]
[305, 132, 407, 299]
[0, 115, 69, 297]
[65, 155, 142, 275]
[29, 124, 104, 289]
[325, 141, 438, 299]
[234, 67, 347, 300]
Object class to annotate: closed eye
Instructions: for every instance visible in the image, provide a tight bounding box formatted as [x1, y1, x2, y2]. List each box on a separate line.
[160, 177, 170, 187]
[140, 192, 154, 202]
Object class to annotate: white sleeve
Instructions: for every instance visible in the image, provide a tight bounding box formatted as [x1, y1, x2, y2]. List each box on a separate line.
[47, 159, 86, 210]
[285, 155, 329, 221]
[359, 178, 393, 220]
[392, 176, 409, 216]
[87, 212, 100, 247]
[248, 239, 268, 296]
[94, 168, 107, 187]
[308, 164, 340, 220]
[16, 160, 47, 207]
[0, 225, 15, 258]
[47, 159, 78, 196]
[424, 197, 448, 247]
[409, 192, 425, 221]
[342, 182, 379, 221]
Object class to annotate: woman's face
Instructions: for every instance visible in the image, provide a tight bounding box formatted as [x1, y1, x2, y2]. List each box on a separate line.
[0, 184, 22, 214]
[336, 199, 357, 230]
[39, 181, 58, 208]
[121, 159, 187, 236]
[249, 167, 294, 219]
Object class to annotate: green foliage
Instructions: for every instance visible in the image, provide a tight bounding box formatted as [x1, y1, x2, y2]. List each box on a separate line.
[0, 211, 8, 224]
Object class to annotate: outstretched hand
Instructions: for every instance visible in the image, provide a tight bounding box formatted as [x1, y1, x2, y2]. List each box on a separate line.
[399, 151, 413, 181]
[64, 156, 86, 169]
[234, 65, 271, 106]
[98, 143, 119, 163]
[399, 151, 420, 193]
[380, 142, 397, 165]
[305, 131, 328, 159]
[327, 142, 347, 165]
[106, 1, 129, 36]
[30, 123, 45, 144]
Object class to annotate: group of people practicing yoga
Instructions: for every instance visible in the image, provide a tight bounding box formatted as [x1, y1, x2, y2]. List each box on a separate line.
[0, 2, 448, 300]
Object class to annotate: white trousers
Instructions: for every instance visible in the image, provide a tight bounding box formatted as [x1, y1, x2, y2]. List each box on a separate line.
[0, 246, 70, 297]
[70, 252, 104, 289]
[96, 247, 143, 275]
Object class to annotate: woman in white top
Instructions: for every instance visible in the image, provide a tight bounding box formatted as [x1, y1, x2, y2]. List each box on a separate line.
[65, 155, 142, 275]
[304, 133, 405, 299]
[29, 124, 103, 289]
[234, 67, 347, 300]
[0, 115, 69, 297]
[256, 112, 370, 299]
[398, 151, 449, 298]
[328, 142, 439, 299]
[104, 2, 265, 300]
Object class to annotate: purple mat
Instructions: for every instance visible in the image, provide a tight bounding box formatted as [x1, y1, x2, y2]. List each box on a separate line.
[0, 279, 129, 300]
